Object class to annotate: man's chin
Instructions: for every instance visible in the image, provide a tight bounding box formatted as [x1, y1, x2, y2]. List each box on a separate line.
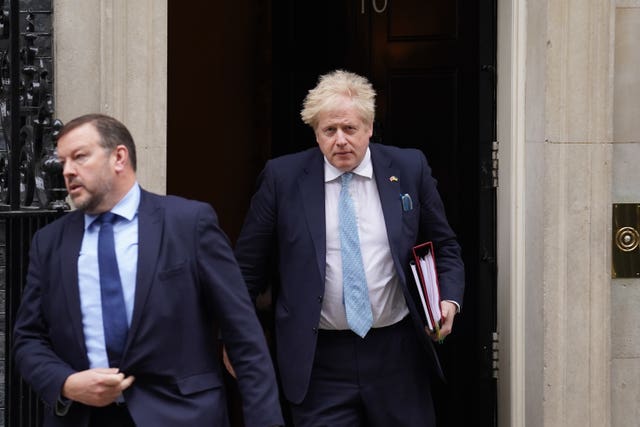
[335, 163, 356, 172]
[69, 195, 89, 212]
[330, 159, 354, 171]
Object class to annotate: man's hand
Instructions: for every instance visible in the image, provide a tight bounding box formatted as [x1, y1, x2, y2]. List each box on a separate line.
[426, 300, 458, 342]
[62, 368, 135, 407]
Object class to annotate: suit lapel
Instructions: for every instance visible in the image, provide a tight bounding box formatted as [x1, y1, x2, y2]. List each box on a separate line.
[127, 190, 163, 349]
[371, 145, 405, 279]
[298, 151, 327, 284]
[60, 212, 90, 357]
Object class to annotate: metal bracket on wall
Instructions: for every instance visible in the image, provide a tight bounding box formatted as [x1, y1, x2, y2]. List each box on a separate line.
[491, 331, 499, 379]
[491, 140, 499, 188]
[612, 203, 640, 278]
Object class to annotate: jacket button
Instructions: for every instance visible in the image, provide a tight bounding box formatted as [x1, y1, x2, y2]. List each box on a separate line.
[317, 295, 323, 303]
[312, 327, 318, 334]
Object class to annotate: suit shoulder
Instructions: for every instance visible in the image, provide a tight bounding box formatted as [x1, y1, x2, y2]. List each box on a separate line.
[371, 143, 427, 167]
[259, 147, 322, 185]
[143, 191, 215, 218]
[372, 142, 424, 158]
[25, 210, 82, 253]
[265, 147, 320, 169]
[34, 210, 81, 235]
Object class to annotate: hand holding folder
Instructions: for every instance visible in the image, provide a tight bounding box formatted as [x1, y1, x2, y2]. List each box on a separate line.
[409, 242, 442, 339]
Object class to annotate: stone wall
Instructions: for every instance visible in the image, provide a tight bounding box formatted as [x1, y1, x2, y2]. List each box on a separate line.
[611, 2, 640, 426]
[54, 0, 168, 195]
[523, 0, 613, 426]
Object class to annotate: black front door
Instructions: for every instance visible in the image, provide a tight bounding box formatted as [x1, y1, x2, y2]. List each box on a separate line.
[271, 1, 498, 426]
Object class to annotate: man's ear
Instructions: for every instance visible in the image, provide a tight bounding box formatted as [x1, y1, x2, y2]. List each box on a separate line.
[113, 145, 129, 172]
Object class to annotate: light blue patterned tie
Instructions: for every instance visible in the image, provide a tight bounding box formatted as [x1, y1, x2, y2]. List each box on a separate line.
[339, 172, 373, 338]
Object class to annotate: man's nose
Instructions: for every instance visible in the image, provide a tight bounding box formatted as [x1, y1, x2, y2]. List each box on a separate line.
[62, 161, 74, 177]
[336, 130, 347, 144]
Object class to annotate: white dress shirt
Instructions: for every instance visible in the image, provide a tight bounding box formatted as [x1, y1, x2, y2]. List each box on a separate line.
[319, 148, 409, 330]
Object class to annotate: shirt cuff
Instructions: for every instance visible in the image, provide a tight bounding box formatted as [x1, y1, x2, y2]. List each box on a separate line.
[443, 299, 461, 313]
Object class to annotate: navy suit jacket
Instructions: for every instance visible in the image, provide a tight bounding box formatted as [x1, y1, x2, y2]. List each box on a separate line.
[235, 143, 465, 404]
[13, 190, 283, 427]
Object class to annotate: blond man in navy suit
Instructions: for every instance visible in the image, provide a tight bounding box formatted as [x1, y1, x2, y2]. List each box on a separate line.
[235, 71, 465, 426]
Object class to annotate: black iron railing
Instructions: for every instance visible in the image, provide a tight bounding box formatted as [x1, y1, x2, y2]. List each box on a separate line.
[2, 211, 64, 426]
[0, 0, 65, 212]
[0, 1, 66, 426]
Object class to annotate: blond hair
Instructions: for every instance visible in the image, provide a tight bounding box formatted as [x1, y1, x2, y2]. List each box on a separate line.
[301, 70, 376, 129]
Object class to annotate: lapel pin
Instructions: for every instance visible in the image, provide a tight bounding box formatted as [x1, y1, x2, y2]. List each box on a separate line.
[389, 176, 398, 182]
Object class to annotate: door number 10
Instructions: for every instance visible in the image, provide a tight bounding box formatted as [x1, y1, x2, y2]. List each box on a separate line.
[362, 0, 388, 14]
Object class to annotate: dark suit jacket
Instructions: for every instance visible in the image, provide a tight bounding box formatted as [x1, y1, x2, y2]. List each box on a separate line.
[235, 143, 465, 404]
[13, 189, 283, 427]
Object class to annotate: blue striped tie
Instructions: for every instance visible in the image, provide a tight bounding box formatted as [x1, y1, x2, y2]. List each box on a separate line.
[97, 212, 128, 367]
[339, 173, 373, 338]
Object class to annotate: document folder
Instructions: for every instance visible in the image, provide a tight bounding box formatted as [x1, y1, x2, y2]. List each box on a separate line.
[409, 241, 442, 336]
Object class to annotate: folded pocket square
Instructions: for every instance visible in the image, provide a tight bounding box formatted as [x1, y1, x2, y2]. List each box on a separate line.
[401, 193, 413, 211]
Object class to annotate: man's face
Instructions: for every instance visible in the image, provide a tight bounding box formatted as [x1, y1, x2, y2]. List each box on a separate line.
[57, 123, 116, 214]
[314, 96, 372, 172]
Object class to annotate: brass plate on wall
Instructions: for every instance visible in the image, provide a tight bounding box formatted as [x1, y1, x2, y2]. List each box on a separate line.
[612, 204, 640, 278]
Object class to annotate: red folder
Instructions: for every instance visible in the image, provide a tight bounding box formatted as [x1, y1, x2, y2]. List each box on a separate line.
[409, 242, 442, 336]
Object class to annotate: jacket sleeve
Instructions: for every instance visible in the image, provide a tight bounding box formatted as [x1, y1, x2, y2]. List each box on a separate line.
[195, 202, 283, 427]
[13, 230, 77, 409]
[416, 151, 465, 307]
[234, 161, 279, 302]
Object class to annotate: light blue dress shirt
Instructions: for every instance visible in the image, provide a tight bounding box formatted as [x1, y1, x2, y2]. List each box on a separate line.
[78, 183, 140, 369]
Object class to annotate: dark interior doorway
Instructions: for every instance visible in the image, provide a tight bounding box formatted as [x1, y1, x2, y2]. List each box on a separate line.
[168, 1, 497, 426]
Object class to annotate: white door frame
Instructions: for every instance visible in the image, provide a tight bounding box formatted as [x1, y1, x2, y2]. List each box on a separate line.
[496, 0, 526, 426]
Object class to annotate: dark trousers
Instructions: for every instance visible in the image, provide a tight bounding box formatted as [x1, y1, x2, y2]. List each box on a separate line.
[290, 316, 435, 427]
[89, 403, 135, 427]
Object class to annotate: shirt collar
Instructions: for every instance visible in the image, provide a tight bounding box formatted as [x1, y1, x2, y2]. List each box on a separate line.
[324, 147, 373, 182]
[84, 182, 141, 230]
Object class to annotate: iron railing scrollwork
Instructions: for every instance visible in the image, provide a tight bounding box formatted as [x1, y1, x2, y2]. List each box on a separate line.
[0, 0, 66, 211]
[0, 1, 66, 426]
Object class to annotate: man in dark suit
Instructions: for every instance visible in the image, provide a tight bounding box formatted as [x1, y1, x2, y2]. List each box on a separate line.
[234, 70, 465, 426]
[13, 114, 284, 427]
